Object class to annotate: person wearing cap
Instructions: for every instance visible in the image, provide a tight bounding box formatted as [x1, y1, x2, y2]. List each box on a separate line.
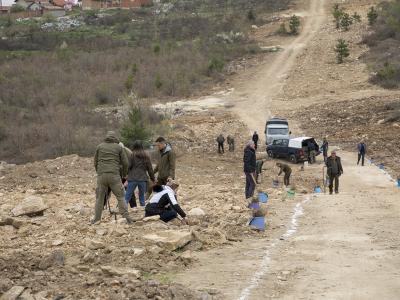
[154, 137, 176, 185]
[145, 181, 187, 223]
[92, 131, 133, 224]
[326, 150, 343, 194]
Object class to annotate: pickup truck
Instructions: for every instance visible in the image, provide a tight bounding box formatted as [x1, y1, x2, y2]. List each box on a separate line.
[266, 137, 319, 163]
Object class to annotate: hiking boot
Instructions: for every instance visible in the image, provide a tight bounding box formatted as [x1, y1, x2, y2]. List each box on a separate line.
[90, 219, 100, 225]
[126, 217, 133, 224]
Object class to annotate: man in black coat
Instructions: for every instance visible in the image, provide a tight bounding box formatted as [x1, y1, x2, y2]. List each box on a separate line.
[252, 131, 259, 150]
[326, 150, 343, 194]
[243, 140, 257, 199]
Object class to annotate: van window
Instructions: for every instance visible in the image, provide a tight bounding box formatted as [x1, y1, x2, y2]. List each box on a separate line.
[268, 128, 289, 135]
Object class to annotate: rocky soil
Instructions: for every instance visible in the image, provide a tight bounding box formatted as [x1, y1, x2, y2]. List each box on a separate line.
[0, 111, 320, 300]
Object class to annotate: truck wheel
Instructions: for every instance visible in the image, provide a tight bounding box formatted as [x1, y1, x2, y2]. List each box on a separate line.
[289, 154, 297, 164]
[267, 150, 274, 158]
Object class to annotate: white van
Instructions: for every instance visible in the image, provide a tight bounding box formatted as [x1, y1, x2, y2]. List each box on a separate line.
[264, 117, 290, 145]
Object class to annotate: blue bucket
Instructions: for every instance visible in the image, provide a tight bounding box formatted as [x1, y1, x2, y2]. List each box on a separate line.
[249, 217, 265, 231]
[314, 186, 322, 193]
[249, 202, 260, 209]
[397, 179, 400, 188]
[258, 192, 269, 203]
[379, 163, 384, 169]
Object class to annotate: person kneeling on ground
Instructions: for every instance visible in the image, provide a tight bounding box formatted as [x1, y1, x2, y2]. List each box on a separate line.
[145, 181, 187, 224]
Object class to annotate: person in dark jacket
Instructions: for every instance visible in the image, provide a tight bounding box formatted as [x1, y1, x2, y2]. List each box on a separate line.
[357, 141, 367, 166]
[252, 131, 259, 150]
[243, 141, 257, 199]
[125, 141, 155, 207]
[227, 135, 235, 152]
[92, 131, 133, 224]
[277, 162, 292, 186]
[216, 134, 225, 154]
[326, 150, 343, 194]
[321, 138, 329, 164]
[154, 137, 176, 185]
[145, 181, 187, 223]
[307, 140, 316, 164]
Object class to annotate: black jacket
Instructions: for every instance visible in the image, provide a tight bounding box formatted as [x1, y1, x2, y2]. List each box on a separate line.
[145, 186, 186, 218]
[252, 134, 259, 143]
[243, 146, 256, 173]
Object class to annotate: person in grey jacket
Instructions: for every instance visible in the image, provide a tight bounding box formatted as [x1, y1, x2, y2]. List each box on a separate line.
[125, 141, 155, 207]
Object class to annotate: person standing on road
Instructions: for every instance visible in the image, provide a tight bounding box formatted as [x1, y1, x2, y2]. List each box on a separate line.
[227, 135, 235, 152]
[154, 137, 176, 185]
[357, 141, 367, 166]
[216, 134, 225, 154]
[243, 140, 257, 199]
[252, 131, 259, 150]
[276, 162, 292, 186]
[92, 131, 133, 224]
[321, 137, 329, 164]
[307, 140, 316, 164]
[326, 150, 343, 194]
[125, 141, 155, 207]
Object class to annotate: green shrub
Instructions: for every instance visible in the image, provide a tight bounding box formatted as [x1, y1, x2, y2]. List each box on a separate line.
[10, 5, 25, 13]
[120, 105, 152, 148]
[153, 44, 161, 54]
[335, 39, 350, 63]
[340, 12, 353, 31]
[207, 57, 224, 75]
[289, 15, 300, 35]
[332, 4, 344, 29]
[125, 74, 134, 91]
[155, 74, 163, 89]
[247, 10, 256, 21]
[367, 6, 378, 25]
[352, 12, 361, 23]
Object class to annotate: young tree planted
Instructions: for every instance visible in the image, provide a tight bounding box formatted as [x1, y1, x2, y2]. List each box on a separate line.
[352, 12, 361, 23]
[289, 15, 300, 35]
[340, 12, 353, 31]
[335, 39, 350, 64]
[367, 6, 378, 25]
[332, 4, 344, 29]
[120, 105, 151, 149]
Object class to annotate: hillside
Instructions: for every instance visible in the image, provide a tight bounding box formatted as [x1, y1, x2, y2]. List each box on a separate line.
[0, 0, 291, 164]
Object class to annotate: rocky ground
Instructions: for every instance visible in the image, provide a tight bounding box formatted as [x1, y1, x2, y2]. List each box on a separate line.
[0, 111, 320, 300]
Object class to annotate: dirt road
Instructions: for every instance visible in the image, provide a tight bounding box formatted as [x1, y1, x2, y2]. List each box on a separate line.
[175, 0, 400, 298]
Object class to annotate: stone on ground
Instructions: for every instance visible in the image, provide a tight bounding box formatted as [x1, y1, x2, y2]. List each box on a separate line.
[143, 230, 192, 251]
[188, 207, 205, 217]
[86, 239, 105, 250]
[100, 266, 141, 278]
[11, 196, 48, 217]
[0, 286, 25, 300]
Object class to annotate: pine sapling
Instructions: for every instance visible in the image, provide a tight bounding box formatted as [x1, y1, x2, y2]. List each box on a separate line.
[289, 15, 300, 35]
[367, 6, 378, 25]
[335, 39, 350, 63]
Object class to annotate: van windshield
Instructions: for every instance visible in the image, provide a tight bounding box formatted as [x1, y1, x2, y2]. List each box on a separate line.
[268, 128, 289, 135]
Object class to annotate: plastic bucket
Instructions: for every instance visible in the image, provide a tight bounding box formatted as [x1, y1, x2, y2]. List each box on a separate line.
[258, 192, 269, 203]
[249, 202, 260, 209]
[249, 217, 265, 231]
[287, 190, 295, 198]
[379, 163, 384, 169]
[314, 186, 322, 193]
[397, 179, 400, 188]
